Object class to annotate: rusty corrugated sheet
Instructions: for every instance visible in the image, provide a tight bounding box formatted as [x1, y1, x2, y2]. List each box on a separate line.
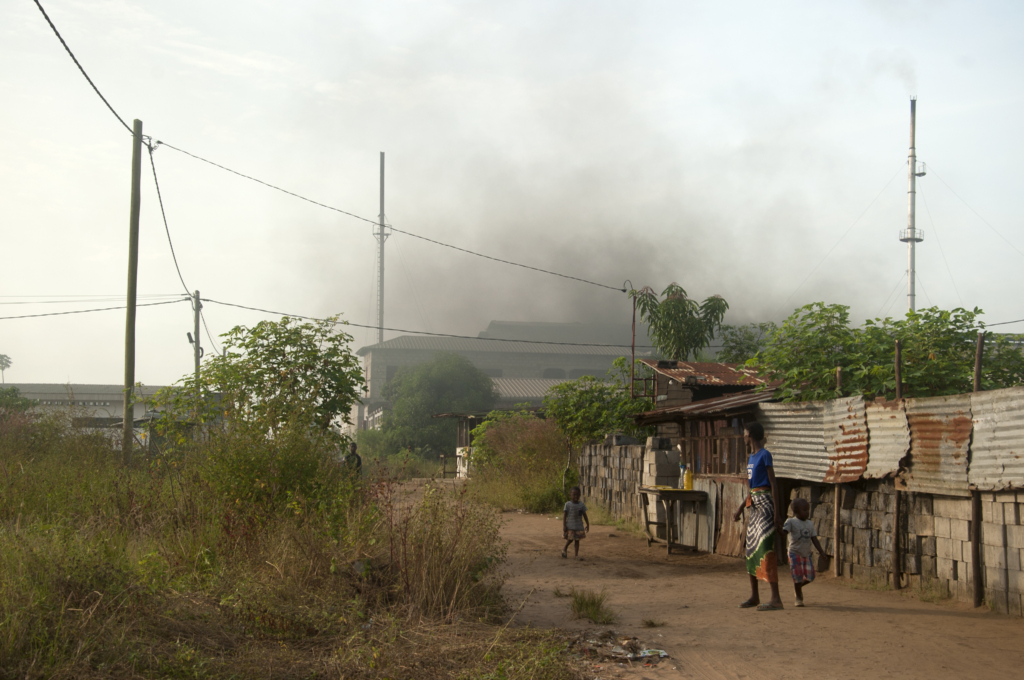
[756, 401, 829, 482]
[635, 388, 776, 425]
[969, 386, 1024, 491]
[863, 399, 910, 479]
[639, 359, 771, 387]
[823, 396, 868, 483]
[903, 394, 972, 496]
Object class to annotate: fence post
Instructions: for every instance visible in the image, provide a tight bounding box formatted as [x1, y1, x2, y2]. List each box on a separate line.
[972, 331, 985, 607]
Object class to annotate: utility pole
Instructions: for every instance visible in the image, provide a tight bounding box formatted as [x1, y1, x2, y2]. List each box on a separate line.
[375, 152, 389, 345]
[193, 290, 202, 383]
[122, 119, 143, 463]
[900, 97, 926, 313]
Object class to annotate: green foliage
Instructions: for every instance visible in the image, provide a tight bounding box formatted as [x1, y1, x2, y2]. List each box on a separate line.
[719, 322, 777, 364]
[630, 283, 729, 361]
[164, 315, 364, 437]
[0, 353, 10, 382]
[751, 302, 1024, 401]
[378, 353, 497, 459]
[542, 357, 653, 451]
[469, 410, 576, 513]
[0, 386, 33, 411]
[568, 588, 615, 624]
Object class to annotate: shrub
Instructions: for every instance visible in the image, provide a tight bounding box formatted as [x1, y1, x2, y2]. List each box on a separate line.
[568, 588, 615, 624]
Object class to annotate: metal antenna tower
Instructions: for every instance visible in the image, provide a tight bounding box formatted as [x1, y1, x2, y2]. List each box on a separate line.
[374, 152, 390, 344]
[900, 97, 926, 313]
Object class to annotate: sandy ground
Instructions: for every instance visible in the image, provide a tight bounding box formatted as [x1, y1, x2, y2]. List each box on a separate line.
[501, 511, 1024, 680]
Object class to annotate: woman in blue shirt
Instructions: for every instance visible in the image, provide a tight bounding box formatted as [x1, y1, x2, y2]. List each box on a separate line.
[732, 421, 784, 610]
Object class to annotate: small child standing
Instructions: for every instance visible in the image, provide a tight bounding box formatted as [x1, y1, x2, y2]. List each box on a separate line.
[562, 486, 590, 559]
[782, 498, 826, 607]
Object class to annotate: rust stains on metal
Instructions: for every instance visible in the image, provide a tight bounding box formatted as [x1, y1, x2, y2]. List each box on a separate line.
[969, 386, 1024, 491]
[634, 388, 777, 425]
[903, 394, 972, 496]
[638, 358, 771, 387]
[863, 398, 910, 479]
[823, 396, 868, 483]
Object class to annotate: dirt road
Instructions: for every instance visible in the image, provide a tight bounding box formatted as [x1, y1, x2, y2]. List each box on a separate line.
[502, 511, 1023, 680]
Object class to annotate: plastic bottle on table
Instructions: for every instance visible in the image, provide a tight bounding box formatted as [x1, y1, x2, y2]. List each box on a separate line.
[683, 464, 693, 490]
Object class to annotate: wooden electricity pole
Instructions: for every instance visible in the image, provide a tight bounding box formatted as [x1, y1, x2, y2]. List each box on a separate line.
[122, 119, 143, 463]
[972, 331, 985, 607]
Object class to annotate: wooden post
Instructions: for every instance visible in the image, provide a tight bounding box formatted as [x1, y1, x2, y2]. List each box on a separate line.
[972, 331, 985, 606]
[974, 332, 985, 392]
[836, 366, 842, 395]
[833, 483, 841, 577]
[122, 119, 143, 464]
[893, 482, 902, 590]
[894, 339, 903, 400]
[972, 491, 983, 607]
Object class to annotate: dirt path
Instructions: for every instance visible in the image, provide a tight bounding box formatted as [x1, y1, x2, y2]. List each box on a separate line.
[501, 511, 1023, 680]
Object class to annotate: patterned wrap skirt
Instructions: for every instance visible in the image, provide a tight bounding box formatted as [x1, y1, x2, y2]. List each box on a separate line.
[745, 489, 779, 583]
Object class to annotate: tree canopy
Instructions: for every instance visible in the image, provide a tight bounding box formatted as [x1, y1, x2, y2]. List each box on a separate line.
[0, 354, 11, 383]
[0, 386, 32, 412]
[718, 322, 777, 364]
[630, 284, 728, 361]
[750, 302, 1024, 402]
[542, 357, 653, 451]
[372, 353, 497, 459]
[155, 315, 364, 439]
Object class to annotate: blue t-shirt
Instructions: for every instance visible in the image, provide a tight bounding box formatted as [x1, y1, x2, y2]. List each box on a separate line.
[747, 448, 773, 488]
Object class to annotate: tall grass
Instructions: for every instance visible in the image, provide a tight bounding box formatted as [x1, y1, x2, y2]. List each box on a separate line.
[0, 410, 528, 678]
[468, 414, 575, 513]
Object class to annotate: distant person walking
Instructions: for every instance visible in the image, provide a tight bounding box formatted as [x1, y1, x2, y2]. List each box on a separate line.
[344, 441, 362, 477]
[733, 421, 784, 610]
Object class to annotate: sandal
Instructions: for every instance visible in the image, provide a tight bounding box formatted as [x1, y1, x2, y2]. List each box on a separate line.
[737, 599, 758, 609]
[560, 550, 567, 559]
[756, 603, 784, 611]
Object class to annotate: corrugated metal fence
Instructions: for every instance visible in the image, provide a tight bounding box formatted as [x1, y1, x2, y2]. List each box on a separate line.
[755, 385, 1024, 491]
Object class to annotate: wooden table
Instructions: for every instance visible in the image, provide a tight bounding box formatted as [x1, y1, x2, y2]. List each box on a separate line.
[639, 486, 709, 556]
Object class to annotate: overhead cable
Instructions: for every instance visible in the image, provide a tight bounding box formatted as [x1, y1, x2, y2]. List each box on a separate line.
[0, 297, 189, 320]
[204, 298, 660, 349]
[147, 144, 191, 296]
[200, 311, 221, 355]
[930, 167, 1024, 261]
[156, 141, 626, 293]
[31, 0, 132, 135]
[771, 161, 908, 319]
[919, 181, 964, 307]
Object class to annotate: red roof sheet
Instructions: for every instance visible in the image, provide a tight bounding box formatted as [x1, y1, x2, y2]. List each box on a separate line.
[638, 358, 770, 387]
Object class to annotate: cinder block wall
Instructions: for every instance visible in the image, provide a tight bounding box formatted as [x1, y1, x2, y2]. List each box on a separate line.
[787, 481, 1024, 616]
[578, 438, 679, 527]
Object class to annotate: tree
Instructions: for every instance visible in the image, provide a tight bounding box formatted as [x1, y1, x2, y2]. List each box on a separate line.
[718, 322, 777, 364]
[0, 386, 32, 411]
[542, 357, 654, 452]
[155, 315, 364, 438]
[0, 354, 10, 384]
[750, 302, 1024, 402]
[378, 353, 497, 459]
[630, 284, 729, 361]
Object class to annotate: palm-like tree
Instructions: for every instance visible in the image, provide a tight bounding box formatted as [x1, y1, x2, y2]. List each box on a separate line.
[0, 354, 10, 384]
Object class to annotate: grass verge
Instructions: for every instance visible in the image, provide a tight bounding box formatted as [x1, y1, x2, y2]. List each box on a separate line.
[568, 588, 615, 625]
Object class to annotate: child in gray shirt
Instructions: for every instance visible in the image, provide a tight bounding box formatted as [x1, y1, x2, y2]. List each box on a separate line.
[562, 486, 590, 559]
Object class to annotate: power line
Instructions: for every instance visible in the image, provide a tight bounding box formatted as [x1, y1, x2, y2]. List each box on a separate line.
[929, 166, 1024, 261]
[919, 180, 964, 307]
[204, 298, 662, 349]
[147, 143, 191, 295]
[0, 295, 181, 305]
[31, 0, 132, 135]
[200, 311, 221, 355]
[876, 271, 907, 317]
[155, 141, 626, 293]
[0, 297, 189, 320]
[771, 162, 908, 318]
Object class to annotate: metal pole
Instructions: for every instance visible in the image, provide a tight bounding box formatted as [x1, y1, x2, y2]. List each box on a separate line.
[893, 338, 903, 589]
[122, 119, 143, 463]
[377, 152, 385, 345]
[630, 295, 636, 398]
[900, 97, 923, 313]
[972, 330, 985, 606]
[833, 483, 842, 578]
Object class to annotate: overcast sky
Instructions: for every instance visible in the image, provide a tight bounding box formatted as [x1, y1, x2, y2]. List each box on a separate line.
[2, 0, 1024, 386]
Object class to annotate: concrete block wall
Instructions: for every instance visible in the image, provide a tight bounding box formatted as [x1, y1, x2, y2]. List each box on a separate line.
[787, 481, 1024, 616]
[578, 444, 645, 523]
